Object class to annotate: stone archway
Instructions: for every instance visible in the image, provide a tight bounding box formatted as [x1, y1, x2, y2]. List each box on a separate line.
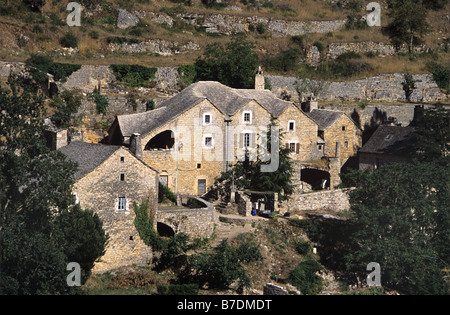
[144, 130, 174, 150]
[301, 168, 331, 190]
[157, 222, 175, 237]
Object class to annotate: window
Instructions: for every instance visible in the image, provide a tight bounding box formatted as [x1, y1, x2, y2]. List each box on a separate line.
[117, 197, 127, 211]
[344, 141, 348, 148]
[288, 120, 295, 132]
[120, 173, 125, 181]
[203, 135, 213, 148]
[342, 126, 346, 131]
[243, 111, 252, 124]
[73, 193, 79, 204]
[120, 156, 124, 162]
[160, 175, 168, 186]
[203, 113, 211, 125]
[289, 143, 296, 152]
[197, 163, 202, 169]
[288, 142, 299, 153]
[243, 133, 251, 148]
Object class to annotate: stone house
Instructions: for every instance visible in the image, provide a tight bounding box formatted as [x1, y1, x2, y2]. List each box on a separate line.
[107, 79, 324, 196]
[59, 141, 159, 272]
[359, 125, 415, 171]
[306, 106, 362, 167]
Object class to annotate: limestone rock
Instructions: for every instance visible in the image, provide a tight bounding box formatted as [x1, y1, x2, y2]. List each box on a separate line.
[117, 9, 139, 29]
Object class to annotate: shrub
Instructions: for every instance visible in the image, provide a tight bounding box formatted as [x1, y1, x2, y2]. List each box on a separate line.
[295, 240, 312, 256]
[110, 64, 157, 87]
[92, 91, 109, 115]
[60, 32, 79, 48]
[158, 182, 177, 203]
[426, 61, 450, 91]
[288, 258, 324, 295]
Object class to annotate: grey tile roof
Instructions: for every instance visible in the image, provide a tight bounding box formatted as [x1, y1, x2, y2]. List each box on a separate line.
[59, 141, 121, 180]
[115, 81, 293, 138]
[359, 125, 415, 155]
[307, 109, 343, 130]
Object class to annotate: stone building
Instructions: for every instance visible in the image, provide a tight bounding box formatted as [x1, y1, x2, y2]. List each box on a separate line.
[59, 141, 159, 272]
[358, 125, 415, 171]
[106, 79, 334, 196]
[306, 107, 362, 167]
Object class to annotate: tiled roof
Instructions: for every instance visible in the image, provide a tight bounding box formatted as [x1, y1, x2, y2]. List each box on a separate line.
[59, 141, 121, 180]
[359, 125, 415, 155]
[114, 81, 293, 138]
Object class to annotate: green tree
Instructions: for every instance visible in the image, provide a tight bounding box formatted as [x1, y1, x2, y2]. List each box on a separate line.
[343, 161, 449, 294]
[386, 0, 431, 53]
[409, 104, 450, 163]
[194, 34, 258, 89]
[402, 72, 416, 102]
[215, 119, 294, 200]
[0, 75, 107, 294]
[187, 239, 262, 290]
[50, 90, 82, 129]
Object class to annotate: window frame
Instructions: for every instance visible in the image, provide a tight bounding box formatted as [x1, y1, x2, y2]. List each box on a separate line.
[202, 134, 214, 149]
[203, 112, 212, 125]
[243, 111, 252, 124]
[288, 120, 295, 132]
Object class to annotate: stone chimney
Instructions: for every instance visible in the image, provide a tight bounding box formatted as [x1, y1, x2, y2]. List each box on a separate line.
[255, 66, 265, 90]
[304, 96, 318, 112]
[130, 133, 142, 160]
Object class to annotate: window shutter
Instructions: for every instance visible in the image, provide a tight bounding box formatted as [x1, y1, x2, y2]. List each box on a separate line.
[285, 143, 289, 150]
[296, 143, 300, 154]
[251, 133, 256, 148]
[240, 133, 244, 148]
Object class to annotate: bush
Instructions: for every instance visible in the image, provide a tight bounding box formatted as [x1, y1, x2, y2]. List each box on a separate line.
[264, 47, 303, 72]
[92, 91, 109, 115]
[295, 240, 312, 256]
[426, 61, 450, 91]
[110, 64, 157, 88]
[25, 54, 81, 83]
[158, 182, 177, 203]
[60, 32, 79, 48]
[288, 258, 324, 295]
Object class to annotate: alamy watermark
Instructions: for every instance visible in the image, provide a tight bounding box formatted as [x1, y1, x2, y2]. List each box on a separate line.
[66, 262, 81, 287]
[366, 262, 381, 287]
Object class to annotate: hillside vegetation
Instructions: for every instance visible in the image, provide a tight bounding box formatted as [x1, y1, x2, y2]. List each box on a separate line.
[0, 0, 449, 81]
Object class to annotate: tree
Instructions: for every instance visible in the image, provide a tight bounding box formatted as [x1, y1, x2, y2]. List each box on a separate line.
[402, 72, 416, 102]
[194, 34, 258, 89]
[214, 119, 295, 200]
[343, 161, 449, 294]
[50, 90, 82, 129]
[386, 0, 431, 53]
[409, 104, 450, 163]
[0, 75, 108, 294]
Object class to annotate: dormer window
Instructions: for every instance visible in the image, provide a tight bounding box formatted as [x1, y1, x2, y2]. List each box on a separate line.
[203, 113, 212, 125]
[243, 111, 252, 124]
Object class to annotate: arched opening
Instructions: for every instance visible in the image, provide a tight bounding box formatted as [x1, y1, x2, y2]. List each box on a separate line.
[157, 222, 175, 237]
[145, 130, 174, 150]
[301, 168, 330, 190]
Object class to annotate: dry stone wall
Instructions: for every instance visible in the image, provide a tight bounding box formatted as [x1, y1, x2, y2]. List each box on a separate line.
[280, 188, 351, 213]
[266, 73, 447, 103]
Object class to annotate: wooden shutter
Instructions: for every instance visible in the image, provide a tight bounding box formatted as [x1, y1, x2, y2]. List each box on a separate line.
[239, 133, 244, 148]
[296, 143, 300, 154]
[251, 133, 256, 148]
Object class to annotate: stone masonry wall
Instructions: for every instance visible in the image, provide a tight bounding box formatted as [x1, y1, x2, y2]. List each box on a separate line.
[280, 188, 351, 213]
[156, 198, 215, 238]
[266, 73, 447, 103]
[72, 147, 158, 273]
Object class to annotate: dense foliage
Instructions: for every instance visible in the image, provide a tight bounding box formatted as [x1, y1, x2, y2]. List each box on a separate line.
[194, 34, 258, 89]
[0, 75, 108, 294]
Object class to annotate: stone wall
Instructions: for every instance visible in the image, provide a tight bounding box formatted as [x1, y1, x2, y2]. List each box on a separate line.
[266, 73, 447, 103]
[155, 197, 215, 238]
[60, 65, 116, 93]
[165, 12, 347, 37]
[72, 147, 159, 273]
[280, 188, 351, 213]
